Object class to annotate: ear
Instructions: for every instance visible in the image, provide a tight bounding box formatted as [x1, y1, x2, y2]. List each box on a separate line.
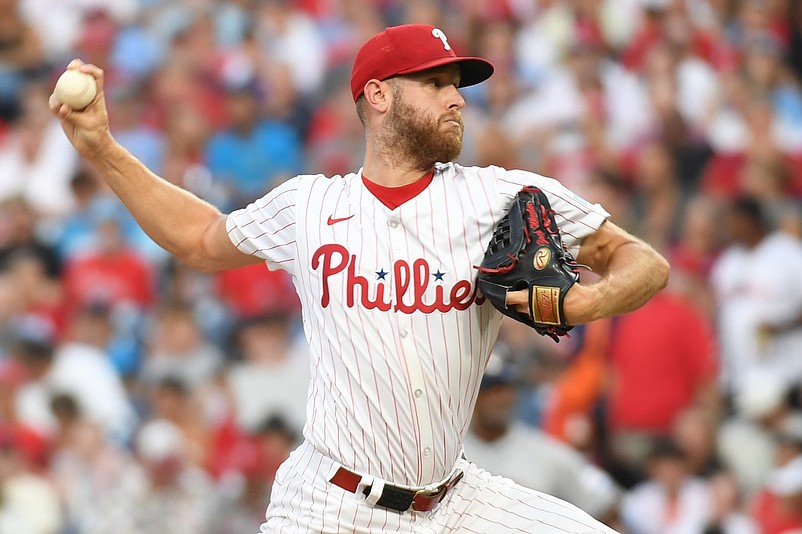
[363, 79, 392, 114]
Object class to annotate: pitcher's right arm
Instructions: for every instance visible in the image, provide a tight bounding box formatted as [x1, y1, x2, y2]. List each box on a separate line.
[50, 61, 260, 273]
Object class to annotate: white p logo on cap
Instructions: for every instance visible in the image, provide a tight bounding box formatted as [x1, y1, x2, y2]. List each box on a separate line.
[432, 28, 451, 51]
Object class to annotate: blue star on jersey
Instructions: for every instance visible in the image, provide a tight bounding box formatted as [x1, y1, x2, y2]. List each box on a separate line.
[433, 270, 446, 281]
[376, 268, 388, 280]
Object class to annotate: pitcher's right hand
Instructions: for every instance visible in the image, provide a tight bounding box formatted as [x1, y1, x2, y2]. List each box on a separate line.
[49, 59, 114, 160]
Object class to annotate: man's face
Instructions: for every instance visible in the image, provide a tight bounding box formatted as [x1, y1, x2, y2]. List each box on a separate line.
[724, 210, 752, 246]
[382, 65, 465, 169]
[227, 91, 258, 130]
[472, 383, 517, 432]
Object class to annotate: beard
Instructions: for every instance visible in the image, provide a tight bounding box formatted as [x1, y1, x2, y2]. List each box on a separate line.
[379, 89, 464, 171]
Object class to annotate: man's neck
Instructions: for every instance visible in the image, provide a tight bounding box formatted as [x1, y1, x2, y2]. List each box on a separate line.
[362, 145, 434, 187]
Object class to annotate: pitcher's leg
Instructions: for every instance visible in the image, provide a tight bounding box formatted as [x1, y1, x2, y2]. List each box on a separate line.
[428, 462, 620, 534]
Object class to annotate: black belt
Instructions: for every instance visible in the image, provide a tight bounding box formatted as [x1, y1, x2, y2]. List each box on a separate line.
[329, 466, 464, 512]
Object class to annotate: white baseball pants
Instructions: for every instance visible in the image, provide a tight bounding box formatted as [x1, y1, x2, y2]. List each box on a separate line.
[260, 440, 620, 534]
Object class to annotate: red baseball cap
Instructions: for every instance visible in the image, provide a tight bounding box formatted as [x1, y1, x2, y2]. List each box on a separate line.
[350, 24, 494, 102]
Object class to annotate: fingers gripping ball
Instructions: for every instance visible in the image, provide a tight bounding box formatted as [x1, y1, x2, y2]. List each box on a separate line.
[476, 187, 581, 342]
[54, 70, 97, 110]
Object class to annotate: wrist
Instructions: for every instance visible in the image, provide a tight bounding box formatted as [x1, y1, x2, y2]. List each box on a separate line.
[563, 283, 602, 325]
[87, 131, 118, 162]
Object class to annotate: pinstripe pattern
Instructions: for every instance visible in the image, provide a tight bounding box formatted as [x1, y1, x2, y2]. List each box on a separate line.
[262, 440, 619, 533]
[227, 162, 610, 530]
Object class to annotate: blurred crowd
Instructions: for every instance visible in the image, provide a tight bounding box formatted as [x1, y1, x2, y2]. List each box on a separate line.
[2, 0, 802, 532]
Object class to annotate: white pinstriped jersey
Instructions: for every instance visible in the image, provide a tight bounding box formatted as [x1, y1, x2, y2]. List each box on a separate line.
[226, 162, 608, 488]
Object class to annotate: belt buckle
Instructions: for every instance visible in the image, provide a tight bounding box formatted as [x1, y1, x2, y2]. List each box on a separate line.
[411, 486, 446, 512]
[411, 470, 464, 512]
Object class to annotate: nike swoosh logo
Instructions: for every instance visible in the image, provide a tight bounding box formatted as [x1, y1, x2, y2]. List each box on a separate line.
[327, 214, 355, 225]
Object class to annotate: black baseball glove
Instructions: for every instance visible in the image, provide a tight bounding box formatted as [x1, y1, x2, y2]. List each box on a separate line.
[476, 186, 581, 342]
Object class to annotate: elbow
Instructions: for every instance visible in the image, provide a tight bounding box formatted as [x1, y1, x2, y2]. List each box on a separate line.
[172, 242, 225, 273]
[174, 214, 235, 273]
[177, 250, 226, 273]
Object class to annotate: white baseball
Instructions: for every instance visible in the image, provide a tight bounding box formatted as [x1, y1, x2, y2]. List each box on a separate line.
[54, 69, 97, 110]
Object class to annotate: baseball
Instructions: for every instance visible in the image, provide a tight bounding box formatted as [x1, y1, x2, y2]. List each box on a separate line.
[54, 69, 97, 110]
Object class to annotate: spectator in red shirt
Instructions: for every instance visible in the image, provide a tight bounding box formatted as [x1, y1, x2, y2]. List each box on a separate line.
[214, 263, 299, 320]
[62, 213, 154, 312]
[602, 288, 719, 486]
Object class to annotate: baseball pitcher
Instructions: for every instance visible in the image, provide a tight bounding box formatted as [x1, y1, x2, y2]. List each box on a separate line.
[50, 24, 669, 534]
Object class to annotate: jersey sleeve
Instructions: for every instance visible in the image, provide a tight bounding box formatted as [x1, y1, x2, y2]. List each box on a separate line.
[226, 176, 299, 273]
[492, 166, 610, 257]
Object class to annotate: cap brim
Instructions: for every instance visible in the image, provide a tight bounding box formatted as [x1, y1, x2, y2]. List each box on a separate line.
[396, 56, 494, 88]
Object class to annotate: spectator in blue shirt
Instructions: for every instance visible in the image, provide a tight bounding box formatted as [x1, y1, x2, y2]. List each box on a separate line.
[205, 75, 303, 210]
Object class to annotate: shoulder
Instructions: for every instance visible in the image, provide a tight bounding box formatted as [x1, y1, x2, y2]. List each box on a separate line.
[454, 164, 596, 206]
[295, 171, 361, 197]
[297, 171, 358, 184]
[269, 172, 364, 214]
[439, 163, 563, 199]
[442, 162, 545, 184]
[267, 172, 355, 194]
